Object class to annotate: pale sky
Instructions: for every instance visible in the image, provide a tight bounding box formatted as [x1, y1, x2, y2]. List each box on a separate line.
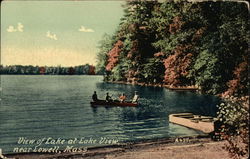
[1, 1, 125, 66]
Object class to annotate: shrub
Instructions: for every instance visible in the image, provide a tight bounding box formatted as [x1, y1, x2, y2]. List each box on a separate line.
[217, 96, 249, 159]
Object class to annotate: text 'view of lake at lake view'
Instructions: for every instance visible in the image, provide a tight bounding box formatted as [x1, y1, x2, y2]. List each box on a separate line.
[0, 75, 219, 153]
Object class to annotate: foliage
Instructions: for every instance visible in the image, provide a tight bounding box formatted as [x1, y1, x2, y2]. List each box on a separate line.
[110, 64, 125, 81]
[95, 2, 250, 158]
[96, 1, 249, 96]
[106, 40, 123, 71]
[190, 49, 222, 94]
[95, 34, 114, 75]
[0, 64, 95, 75]
[188, 1, 250, 94]
[217, 96, 249, 159]
[140, 57, 165, 83]
[223, 59, 248, 97]
[164, 45, 193, 86]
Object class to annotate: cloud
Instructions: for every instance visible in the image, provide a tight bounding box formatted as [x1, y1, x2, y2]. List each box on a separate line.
[46, 31, 58, 40]
[7, 25, 17, 32]
[17, 23, 24, 32]
[78, 26, 94, 32]
[7, 22, 24, 32]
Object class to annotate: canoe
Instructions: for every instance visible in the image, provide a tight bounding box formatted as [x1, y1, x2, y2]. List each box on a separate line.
[90, 100, 138, 107]
[169, 113, 217, 133]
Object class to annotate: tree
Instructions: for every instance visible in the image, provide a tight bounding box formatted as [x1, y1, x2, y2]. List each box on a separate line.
[96, 0, 249, 96]
[95, 34, 114, 75]
[106, 40, 123, 71]
[190, 49, 222, 94]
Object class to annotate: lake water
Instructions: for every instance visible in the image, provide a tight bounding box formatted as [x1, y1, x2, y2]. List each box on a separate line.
[0, 75, 219, 154]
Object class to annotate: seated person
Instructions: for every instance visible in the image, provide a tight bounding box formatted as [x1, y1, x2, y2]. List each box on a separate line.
[92, 91, 98, 102]
[119, 93, 126, 103]
[132, 91, 139, 103]
[0, 148, 6, 159]
[106, 92, 112, 102]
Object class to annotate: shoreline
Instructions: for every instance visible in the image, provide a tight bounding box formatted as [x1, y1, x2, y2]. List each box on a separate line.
[106, 80, 200, 91]
[5, 135, 230, 159]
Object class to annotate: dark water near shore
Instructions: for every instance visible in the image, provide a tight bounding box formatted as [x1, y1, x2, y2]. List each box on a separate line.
[0, 75, 219, 154]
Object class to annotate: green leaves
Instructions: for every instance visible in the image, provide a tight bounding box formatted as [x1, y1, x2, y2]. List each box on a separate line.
[95, 34, 114, 75]
[217, 96, 249, 158]
[140, 58, 164, 83]
[190, 50, 222, 94]
[96, 1, 249, 96]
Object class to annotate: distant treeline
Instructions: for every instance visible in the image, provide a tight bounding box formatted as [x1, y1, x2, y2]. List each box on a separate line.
[0, 64, 96, 75]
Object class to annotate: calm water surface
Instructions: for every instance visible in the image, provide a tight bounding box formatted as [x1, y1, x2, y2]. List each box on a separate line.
[0, 75, 219, 153]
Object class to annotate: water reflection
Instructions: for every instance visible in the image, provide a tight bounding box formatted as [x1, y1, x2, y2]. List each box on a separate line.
[93, 82, 219, 141]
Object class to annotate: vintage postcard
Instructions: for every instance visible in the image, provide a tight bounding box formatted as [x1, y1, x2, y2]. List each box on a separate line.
[0, 0, 249, 159]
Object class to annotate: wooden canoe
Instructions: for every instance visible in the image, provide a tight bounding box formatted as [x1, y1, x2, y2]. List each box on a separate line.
[169, 113, 216, 133]
[90, 100, 138, 107]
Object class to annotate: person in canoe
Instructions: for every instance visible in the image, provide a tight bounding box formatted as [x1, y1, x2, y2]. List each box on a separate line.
[106, 92, 112, 102]
[132, 91, 139, 103]
[92, 91, 98, 102]
[119, 93, 126, 103]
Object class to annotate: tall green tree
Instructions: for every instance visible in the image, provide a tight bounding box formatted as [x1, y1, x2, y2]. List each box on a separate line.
[95, 34, 115, 75]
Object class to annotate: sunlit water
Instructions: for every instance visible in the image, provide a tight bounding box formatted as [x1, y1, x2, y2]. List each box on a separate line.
[0, 75, 219, 154]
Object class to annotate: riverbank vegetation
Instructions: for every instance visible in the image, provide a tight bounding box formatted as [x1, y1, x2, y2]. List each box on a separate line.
[217, 96, 249, 159]
[0, 64, 96, 75]
[95, 1, 249, 158]
[96, 1, 248, 96]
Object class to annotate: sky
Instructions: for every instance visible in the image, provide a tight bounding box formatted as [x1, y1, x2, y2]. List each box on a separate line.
[1, 1, 125, 66]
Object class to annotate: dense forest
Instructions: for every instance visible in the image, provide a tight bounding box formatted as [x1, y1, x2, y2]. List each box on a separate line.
[96, 1, 249, 157]
[0, 64, 96, 75]
[96, 0, 249, 97]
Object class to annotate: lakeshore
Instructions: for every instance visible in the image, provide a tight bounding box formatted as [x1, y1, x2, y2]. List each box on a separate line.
[106, 80, 200, 91]
[5, 136, 230, 159]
